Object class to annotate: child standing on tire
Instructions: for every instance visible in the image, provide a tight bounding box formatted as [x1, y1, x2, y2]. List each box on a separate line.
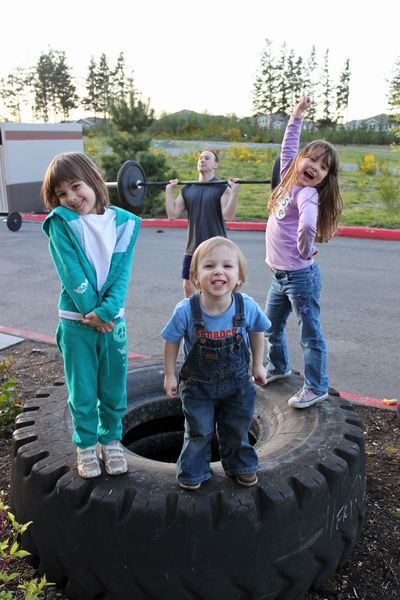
[42, 152, 141, 479]
[264, 96, 342, 409]
[162, 236, 270, 490]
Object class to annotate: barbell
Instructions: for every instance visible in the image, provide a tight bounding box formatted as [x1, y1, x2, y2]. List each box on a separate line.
[107, 160, 271, 208]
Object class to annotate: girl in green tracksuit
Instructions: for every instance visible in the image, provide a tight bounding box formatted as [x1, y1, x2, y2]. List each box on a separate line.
[42, 152, 141, 479]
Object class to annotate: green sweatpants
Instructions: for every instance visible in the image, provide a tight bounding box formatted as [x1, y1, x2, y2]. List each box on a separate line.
[56, 317, 128, 448]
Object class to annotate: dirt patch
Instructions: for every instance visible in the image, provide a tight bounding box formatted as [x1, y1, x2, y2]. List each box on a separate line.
[0, 339, 399, 599]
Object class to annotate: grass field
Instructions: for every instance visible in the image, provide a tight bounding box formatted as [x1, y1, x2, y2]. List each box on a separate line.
[85, 137, 400, 227]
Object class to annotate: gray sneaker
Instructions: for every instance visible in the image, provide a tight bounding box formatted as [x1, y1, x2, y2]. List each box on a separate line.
[100, 440, 128, 476]
[265, 369, 292, 383]
[288, 388, 328, 409]
[77, 445, 101, 479]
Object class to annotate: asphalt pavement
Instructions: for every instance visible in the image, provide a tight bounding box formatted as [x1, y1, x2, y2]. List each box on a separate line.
[1, 218, 399, 401]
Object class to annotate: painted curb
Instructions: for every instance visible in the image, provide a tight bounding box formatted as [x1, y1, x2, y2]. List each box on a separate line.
[0, 327, 396, 412]
[19, 214, 400, 240]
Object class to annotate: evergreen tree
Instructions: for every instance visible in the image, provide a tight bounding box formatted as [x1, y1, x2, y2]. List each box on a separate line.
[305, 46, 318, 124]
[53, 51, 79, 120]
[0, 67, 29, 121]
[83, 57, 101, 116]
[336, 58, 351, 123]
[319, 49, 334, 126]
[32, 50, 56, 122]
[388, 56, 400, 110]
[275, 43, 290, 115]
[112, 52, 128, 99]
[251, 39, 278, 115]
[96, 53, 111, 119]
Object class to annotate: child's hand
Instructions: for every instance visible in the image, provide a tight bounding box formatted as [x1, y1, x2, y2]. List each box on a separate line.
[252, 364, 268, 386]
[82, 311, 115, 333]
[164, 374, 178, 399]
[293, 95, 311, 118]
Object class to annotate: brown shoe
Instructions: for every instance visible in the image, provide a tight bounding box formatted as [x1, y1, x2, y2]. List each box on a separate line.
[236, 473, 258, 487]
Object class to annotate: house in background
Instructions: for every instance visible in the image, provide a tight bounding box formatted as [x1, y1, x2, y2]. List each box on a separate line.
[346, 114, 397, 132]
[256, 114, 286, 130]
[256, 112, 397, 132]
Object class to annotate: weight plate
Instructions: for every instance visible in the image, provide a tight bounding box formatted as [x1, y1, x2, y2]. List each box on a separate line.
[117, 160, 147, 208]
[7, 212, 22, 232]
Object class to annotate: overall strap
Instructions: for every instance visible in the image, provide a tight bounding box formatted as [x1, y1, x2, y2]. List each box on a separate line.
[232, 292, 245, 328]
[189, 294, 205, 331]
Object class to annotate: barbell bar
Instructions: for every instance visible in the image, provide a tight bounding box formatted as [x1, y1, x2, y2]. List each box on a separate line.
[106, 160, 271, 208]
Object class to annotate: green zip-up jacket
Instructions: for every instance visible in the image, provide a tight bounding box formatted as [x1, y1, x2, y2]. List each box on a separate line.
[42, 205, 141, 324]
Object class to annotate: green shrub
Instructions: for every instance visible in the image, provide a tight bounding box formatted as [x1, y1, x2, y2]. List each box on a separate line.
[0, 496, 54, 599]
[378, 174, 400, 214]
[0, 358, 21, 435]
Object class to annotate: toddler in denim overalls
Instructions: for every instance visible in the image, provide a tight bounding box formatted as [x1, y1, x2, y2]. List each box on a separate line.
[162, 237, 270, 490]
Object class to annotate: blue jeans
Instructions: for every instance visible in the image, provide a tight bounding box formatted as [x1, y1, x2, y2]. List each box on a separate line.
[265, 263, 328, 395]
[178, 377, 258, 485]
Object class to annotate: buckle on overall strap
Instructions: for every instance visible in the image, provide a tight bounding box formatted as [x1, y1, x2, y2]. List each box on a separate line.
[189, 293, 205, 331]
[232, 292, 245, 328]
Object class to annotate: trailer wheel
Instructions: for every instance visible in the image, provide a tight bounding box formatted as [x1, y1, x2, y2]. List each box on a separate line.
[6, 212, 22, 231]
[11, 360, 366, 600]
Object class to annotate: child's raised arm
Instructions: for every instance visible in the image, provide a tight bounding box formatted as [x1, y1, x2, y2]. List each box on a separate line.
[293, 95, 311, 118]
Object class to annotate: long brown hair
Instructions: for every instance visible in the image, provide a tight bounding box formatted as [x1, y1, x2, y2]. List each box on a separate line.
[268, 141, 343, 242]
[41, 152, 109, 213]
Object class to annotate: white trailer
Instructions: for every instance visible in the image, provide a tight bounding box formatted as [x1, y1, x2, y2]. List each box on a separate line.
[0, 122, 84, 229]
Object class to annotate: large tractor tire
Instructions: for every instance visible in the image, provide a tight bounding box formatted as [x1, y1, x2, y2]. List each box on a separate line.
[11, 360, 366, 600]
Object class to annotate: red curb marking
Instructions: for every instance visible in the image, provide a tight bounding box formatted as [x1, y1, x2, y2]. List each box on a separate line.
[18, 214, 400, 240]
[339, 391, 397, 412]
[335, 226, 400, 241]
[1, 325, 395, 411]
[0, 326, 150, 359]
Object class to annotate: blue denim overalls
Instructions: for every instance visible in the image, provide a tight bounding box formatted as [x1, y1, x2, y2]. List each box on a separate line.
[177, 292, 258, 486]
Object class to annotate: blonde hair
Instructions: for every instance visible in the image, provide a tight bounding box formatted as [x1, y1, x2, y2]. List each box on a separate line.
[189, 236, 246, 291]
[268, 140, 343, 242]
[41, 152, 109, 213]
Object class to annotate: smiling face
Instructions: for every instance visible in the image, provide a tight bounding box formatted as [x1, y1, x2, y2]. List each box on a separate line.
[54, 180, 97, 215]
[295, 147, 331, 188]
[193, 243, 242, 301]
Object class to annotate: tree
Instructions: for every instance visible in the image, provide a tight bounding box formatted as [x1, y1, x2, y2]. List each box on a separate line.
[336, 58, 351, 124]
[305, 46, 318, 124]
[108, 89, 154, 132]
[32, 49, 78, 121]
[0, 67, 29, 121]
[83, 57, 101, 117]
[32, 50, 55, 122]
[101, 88, 169, 216]
[319, 49, 334, 127]
[252, 39, 280, 115]
[53, 51, 79, 120]
[96, 53, 112, 119]
[112, 52, 129, 99]
[275, 44, 291, 115]
[388, 56, 400, 110]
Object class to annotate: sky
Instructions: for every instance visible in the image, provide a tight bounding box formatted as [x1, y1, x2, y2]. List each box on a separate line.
[1, 0, 399, 123]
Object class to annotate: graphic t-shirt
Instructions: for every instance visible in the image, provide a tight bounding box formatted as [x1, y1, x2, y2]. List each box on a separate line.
[161, 292, 270, 357]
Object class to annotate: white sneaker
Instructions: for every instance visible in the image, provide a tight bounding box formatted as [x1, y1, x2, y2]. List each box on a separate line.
[288, 387, 328, 409]
[77, 445, 101, 479]
[100, 440, 128, 476]
[265, 369, 292, 383]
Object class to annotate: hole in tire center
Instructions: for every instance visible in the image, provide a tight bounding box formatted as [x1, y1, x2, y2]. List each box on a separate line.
[122, 396, 258, 464]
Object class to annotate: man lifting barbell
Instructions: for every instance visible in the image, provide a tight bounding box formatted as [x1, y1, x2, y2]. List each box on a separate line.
[165, 150, 240, 297]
